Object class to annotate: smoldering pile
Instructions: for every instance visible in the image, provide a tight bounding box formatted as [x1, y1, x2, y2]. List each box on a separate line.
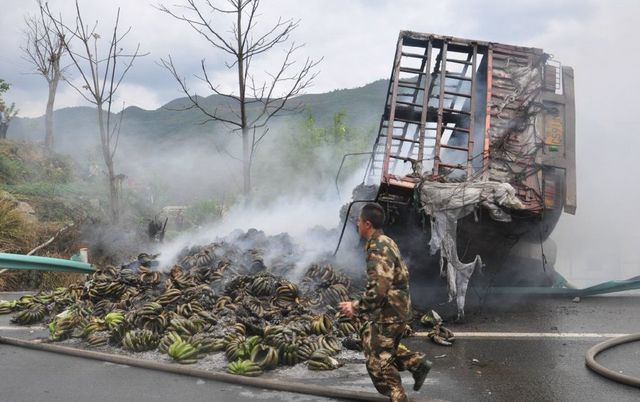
[0, 229, 366, 375]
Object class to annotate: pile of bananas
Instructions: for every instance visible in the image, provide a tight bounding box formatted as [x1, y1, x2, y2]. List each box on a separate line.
[0, 230, 373, 376]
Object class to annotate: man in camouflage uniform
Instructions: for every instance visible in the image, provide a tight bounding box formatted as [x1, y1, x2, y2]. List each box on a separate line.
[341, 203, 431, 402]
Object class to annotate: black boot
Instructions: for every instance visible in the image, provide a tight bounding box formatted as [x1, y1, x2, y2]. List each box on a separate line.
[411, 359, 432, 391]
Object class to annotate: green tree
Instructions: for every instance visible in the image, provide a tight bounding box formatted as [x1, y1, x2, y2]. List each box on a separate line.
[0, 79, 19, 140]
[285, 111, 372, 182]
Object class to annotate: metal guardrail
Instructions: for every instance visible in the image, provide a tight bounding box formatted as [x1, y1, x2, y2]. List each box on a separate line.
[0, 253, 95, 274]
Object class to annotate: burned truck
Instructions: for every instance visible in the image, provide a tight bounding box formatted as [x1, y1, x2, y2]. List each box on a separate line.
[339, 31, 576, 318]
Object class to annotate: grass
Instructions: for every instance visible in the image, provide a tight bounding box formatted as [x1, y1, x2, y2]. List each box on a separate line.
[0, 197, 34, 253]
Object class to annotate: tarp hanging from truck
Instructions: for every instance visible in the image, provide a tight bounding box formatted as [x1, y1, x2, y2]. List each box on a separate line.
[419, 181, 525, 319]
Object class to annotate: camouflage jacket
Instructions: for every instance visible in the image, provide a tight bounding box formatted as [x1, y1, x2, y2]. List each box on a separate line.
[353, 230, 412, 323]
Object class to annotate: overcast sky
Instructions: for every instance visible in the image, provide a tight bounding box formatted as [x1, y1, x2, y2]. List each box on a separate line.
[2, 0, 640, 284]
[0, 0, 625, 117]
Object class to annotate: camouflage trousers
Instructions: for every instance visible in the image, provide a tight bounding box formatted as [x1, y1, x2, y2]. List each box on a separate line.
[361, 321, 425, 402]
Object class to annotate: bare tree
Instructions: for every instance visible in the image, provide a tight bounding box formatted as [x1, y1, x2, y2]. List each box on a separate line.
[44, 0, 145, 222]
[22, 0, 66, 151]
[157, 0, 321, 196]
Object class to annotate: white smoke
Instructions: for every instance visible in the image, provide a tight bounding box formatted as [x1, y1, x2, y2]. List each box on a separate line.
[156, 171, 368, 280]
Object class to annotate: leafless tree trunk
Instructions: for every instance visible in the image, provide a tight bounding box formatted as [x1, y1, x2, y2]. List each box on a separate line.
[22, 0, 65, 152]
[158, 0, 321, 196]
[44, 0, 145, 222]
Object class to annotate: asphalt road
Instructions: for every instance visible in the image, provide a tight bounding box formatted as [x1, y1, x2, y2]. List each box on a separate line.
[1, 291, 639, 402]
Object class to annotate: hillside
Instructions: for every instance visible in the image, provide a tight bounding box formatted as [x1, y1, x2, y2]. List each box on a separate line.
[8, 79, 389, 153]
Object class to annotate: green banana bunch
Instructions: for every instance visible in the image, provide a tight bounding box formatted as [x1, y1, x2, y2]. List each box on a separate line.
[158, 332, 183, 353]
[34, 291, 55, 305]
[226, 359, 263, 377]
[307, 348, 342, 371]
[122, 329, 160, 352]
[0, 300, 18, 314]
[105, 311, 126, 330]
[48, 308, 80, 341]
[167, 338, 199, 364]
[16, 295, 34, 310]
[11, 303, 46, 325]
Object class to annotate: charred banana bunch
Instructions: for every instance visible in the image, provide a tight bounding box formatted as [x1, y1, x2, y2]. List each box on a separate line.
[194, 250, 214, 267]
[335, 312, 360, 336]
[122, 329, 160, 352]
[249, 273, 277, 297]
[86, 332, 110, 347]
[273, 282, 299, 308]
[189, 334, 220, 354]
[214, 295, 234, 311]
[182, 284, 215, 308]
[278, 342, 300, 366]
[93, 300, 118, 317]
[228, 335, 262, 361]
[81, 318, 107, 337]
[250, 344, 279, 370]
[296, 337, 321, 361]
[155, 288, 182, 306]
[420, 310, 456, 346]
[307, 348, 342, 371]
[311, 314, 333, 335]
[168, 317, 204, 337]
[317, 335, 342, 354]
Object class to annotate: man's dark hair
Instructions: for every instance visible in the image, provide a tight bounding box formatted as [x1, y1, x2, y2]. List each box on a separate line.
[360, 203, 385, 229]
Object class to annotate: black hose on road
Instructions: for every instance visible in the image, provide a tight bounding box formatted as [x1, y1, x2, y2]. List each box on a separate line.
[0, 335, 389, 402]
[585, 333, 640, 388]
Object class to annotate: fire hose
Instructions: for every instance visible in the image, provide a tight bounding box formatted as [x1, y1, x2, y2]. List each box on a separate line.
[0, 335, 388, 402]
[585, 333, 640, 388]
